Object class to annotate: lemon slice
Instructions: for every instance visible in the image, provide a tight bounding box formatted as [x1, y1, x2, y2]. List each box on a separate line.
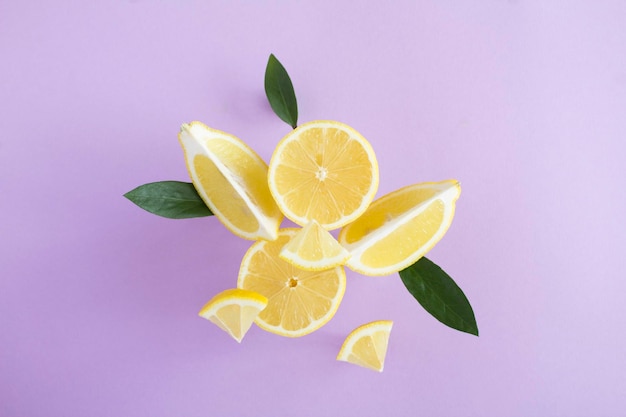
[237, 229, 346, 337]
[337, 320, 393, 372]
[179, 121, 283, 241]
[267, 120, 379, 230]
[279, 220, 351, 271]
[198, 288, 268, 343]
[339, 180, 461, 276]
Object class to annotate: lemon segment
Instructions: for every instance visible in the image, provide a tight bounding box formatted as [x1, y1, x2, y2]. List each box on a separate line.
[339, 180, 461, 276]
[198, 288, 268, 343]
[237, 229, 346, 337]
[179, 122, 283, 241]
[337, 320, 393, 372]
[267, 120, 379, 230]
[279, 220, 351, 271]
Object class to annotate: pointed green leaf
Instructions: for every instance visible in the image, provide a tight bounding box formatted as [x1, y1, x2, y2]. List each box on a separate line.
[264, 53, 298, 128]
[399, 257, 479, 336]
[124, 181, 213, 219]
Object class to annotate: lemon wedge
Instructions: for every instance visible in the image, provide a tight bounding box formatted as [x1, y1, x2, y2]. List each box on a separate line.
[198, 288, 268, 343]
[339, 180, 461, 276]
[337, 320, 393, 372]
[179, 121, 283, 241]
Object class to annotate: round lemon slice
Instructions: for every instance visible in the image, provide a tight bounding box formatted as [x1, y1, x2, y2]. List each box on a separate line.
[198, 288, 268, 343]
[237, 229, 346, 337]
[339, 180, 461, 276]
[179, 121, 283, 241]
[337, 320, 393, 372]
[267, 120, 379, 230]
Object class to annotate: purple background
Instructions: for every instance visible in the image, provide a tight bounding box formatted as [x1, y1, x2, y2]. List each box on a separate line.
[2, 1, 625, 416]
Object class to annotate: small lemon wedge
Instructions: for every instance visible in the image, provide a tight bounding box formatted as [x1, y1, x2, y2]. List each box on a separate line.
[198, 288, 268, 343]
[337, 320, 393, 372]
[279, 220, 351, 271]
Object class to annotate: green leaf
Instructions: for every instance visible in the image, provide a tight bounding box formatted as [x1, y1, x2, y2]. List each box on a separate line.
[264, 53, 298, 128]
[399, 257, 479, 336]
[124, 181, 213, 219]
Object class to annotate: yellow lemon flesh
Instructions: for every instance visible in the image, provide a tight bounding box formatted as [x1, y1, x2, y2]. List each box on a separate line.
[179, 121, 283, 241]
[339, 180, 461, 276]
[198, 288, 268, 343]
[268, 120, 379, 230]
[237, 229, 346, 337]
[337, 320, 393, 372]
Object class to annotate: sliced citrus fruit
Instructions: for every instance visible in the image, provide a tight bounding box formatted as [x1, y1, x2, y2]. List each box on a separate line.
[279, 220, 351, 271]
[339, 180, 461, 276]
[237, 229, 346, 337]
[337, 320, 393, 372]
[267, 120, 379, 230]
[198, 288, 268, 343]
[179, 121, 283, 241]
